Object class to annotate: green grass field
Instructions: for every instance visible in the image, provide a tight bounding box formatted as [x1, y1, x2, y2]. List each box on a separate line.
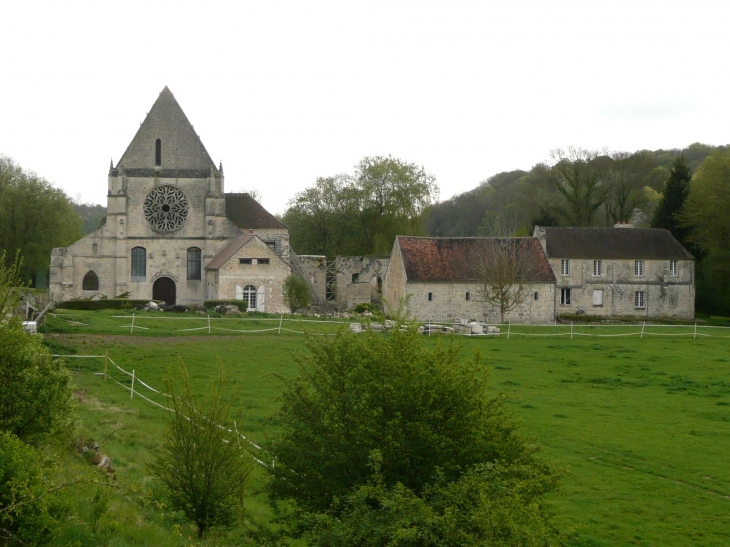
[43, 311, 730, 546]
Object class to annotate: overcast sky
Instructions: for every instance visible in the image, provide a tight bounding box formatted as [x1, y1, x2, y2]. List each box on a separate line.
[1, 1, 728, 214]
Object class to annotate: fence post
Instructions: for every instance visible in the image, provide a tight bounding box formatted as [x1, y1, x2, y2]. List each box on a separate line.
[130, 369, 135, 399]
[130, 313, 135, 334]
[208, 314, 211, 334]
[570, 322, 573, 340]
[278, 315, 283, 335]
[104, 350, 108, 381]
[641, 322, 645, 339]
[507, 321, 511, 340]
[694, 323, 697, 339]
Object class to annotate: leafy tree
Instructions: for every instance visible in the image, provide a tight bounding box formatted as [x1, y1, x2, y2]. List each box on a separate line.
[307, 453, 565, 547]
[149, 364, 253, 538]
[0, 254, 74, 445]
[0, 156, 82, 281]
[283, 275, 312, 312]
[267, 327, 551, 516]
[680, 153, 730, 253]
[72, 200, 107, 234]
[651, 155, 692, 242]
[604, 151, 663, 225]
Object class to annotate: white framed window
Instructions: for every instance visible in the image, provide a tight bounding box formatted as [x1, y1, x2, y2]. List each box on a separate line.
[634, 291, 645, 309]
[635, 260, 644, 277]
[593, 260, 602, 276]
[560, 288, 571, 306]
[670, 260, 678, 277]
[593, 289, 604, 306]
[561, 259, 570, 276]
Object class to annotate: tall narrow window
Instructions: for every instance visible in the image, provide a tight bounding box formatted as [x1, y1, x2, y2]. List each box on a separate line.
[634, 291, 645, 309]
[593, 260, 602, 276]
[465, 291, 470, 301]
[670, 260, 678, 277]
[635, 260, 645, 277]
[428, 292, 433, 301]
[187, 247, 202, 280]
[155, 138, 161, 166]
[560, 288, 571, 306]
[82, 270, 99, 291]
[242, 285, 257, 310]
[131, 247, 146, 280]
[561, 259, 570, 276]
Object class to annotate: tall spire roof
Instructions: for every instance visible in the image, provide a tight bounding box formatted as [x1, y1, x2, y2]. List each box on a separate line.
[115, 87, 218, 176]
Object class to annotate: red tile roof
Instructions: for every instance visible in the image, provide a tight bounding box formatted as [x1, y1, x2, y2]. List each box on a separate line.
[397, 236, 556, 283]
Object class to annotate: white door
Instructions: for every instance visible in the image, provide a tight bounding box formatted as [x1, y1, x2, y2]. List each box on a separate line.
[593, 289, 604, 306]
[256, 286, 265, 312]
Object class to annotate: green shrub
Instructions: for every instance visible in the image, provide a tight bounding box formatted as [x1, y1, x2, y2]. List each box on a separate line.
[282, 275, 311, 312]
[354, 302, 375, 314]
[204, 300, 247, 311]
[56, 299, 149, 310]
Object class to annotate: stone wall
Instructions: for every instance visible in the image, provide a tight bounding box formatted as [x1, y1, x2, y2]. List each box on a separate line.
[550, 258, 695, 320]
[335, 256, 389, 309]
[402, 281, 556, 324]
[295, 255, 327, 303]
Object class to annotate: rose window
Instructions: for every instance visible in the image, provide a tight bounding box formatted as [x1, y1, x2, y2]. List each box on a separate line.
[143, 185, 190, 231]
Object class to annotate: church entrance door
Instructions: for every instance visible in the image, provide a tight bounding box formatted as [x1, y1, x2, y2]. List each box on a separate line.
[153, 277, 176, 305]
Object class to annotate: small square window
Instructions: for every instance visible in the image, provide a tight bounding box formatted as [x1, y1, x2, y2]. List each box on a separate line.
[670, 260, 678, 277]
[634, 291, 645, 309]
[561, 259, 570, 276]
[428, 292, 433, 301]
[593, 260, 602, 276]
[239, 258, 252, 265]
[258, 258, 270, 265]
[635, 260, 645, 277]
[465, 291, 470, 301]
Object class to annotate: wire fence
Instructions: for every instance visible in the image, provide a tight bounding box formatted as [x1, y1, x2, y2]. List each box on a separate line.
[54, 353, 273, 468]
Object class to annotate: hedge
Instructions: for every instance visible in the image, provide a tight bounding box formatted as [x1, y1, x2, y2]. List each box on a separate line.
[204, 300, 248, 311]
[56, 299, 152, 310]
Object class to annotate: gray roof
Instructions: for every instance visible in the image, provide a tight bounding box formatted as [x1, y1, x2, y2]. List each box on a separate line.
[205, 234, 254, 271]
[225, 193, 288, 230]
[541, 227, 694, 260]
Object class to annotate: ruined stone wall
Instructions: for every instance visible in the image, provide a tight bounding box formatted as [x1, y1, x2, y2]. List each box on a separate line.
[295, 255, 327, 303]
[550, 258, 695, 320]
[382, 244, 407, 312]
[402, 282, 556, 324]
[335, 256, 389, 308]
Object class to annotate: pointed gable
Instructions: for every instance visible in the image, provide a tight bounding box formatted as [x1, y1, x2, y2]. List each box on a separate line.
[115, 86, 218, 177]
[225, 193, 288, 230]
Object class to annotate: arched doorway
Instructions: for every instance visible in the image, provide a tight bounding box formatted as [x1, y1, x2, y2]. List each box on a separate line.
[153, 277, 176, 305]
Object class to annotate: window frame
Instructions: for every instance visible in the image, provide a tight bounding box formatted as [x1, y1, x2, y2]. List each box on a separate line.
[239, 258, 253, 265]
[635, 260, 645, 277]
[669, 260, 678, 277]
[560, 259, 570, 276]
[592, 289, 604, 307]
[131, 247, 146, 281]
[187, 247, 202, 280]
[258, 258, 270, 265]
[634, 290, 645, 309]
[593, 259, 602, 277]
[560, 288, 571, 306]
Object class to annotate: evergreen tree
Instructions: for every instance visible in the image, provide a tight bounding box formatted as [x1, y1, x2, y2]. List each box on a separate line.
[651, 155, 692, 244]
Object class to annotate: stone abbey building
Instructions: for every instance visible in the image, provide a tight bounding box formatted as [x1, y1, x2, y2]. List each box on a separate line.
[50, 87, 291, 312]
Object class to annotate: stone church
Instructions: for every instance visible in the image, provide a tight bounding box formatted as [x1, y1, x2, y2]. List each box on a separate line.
[50, 87, 291, 312]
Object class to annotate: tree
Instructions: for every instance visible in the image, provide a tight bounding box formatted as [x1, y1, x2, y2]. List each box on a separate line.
[0, 252, 74, 445]
[604, 151, 662, 225]
[0, 156, 82, 282]
[149, 364, 253, 538]
[283, 274, 312, 312]
[542, 147, 612, 226]
[266, 327, 552, 517]
[651, 155, 692, 243]
[680, 153, 730, 252]
[307, 454, 565, 547]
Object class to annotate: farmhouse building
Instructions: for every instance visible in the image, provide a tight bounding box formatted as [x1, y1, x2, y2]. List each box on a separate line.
[49, 87, 291, 311]
[382, 236, 556, 323]
[534, 225, 695, 320]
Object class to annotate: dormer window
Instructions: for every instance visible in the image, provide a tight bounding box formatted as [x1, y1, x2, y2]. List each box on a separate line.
[155, 139, 162, 166]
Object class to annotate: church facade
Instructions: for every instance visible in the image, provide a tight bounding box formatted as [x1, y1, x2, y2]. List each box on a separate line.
[50, 87, 291, 312]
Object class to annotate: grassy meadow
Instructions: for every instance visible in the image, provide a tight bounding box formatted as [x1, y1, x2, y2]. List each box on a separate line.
[43, 310, 730, 546]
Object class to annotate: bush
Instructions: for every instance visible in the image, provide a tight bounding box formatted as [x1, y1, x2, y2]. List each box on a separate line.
[204, 300, 248, 311]
[56, 299, 150, 310]
[282, 275, 311, 312]
[354, 302, 375, 313]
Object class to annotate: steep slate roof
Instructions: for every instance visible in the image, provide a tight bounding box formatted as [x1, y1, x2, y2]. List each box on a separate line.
[115, 86, 219, 177]
[205, 234, 254, 270]
[397, 236, 556, 283]
[542, 227, 694, 260]
[225, 193, 288, 230]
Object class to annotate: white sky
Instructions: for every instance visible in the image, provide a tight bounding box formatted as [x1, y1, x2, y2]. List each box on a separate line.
[1, 1, 728, 215]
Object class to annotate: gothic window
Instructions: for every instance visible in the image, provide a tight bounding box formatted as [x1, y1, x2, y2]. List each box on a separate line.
[187, 247, 201, 280]
[131, 247, 146, 280]
[143, 185, 190, 231]
[82, 270, 99, 291]
[155, 139, 161, 166]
